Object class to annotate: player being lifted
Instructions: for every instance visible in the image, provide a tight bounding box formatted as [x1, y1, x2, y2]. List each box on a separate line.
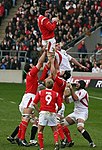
[37, 5, 59, 75]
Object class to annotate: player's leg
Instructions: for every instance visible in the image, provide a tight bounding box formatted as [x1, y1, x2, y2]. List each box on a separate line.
[47, 51, 55, 75]
[46, 38, 56, 76]
[51, 126, 59, 150]
[38, 125, 45, 150]
[56, 103, 66, 148]
[16, 108, 32, 146]
[7, 125, 19, 144]
[63, 114, 75, 147]
[29, 114, 38, 146]
[77, 118, 96, 147]
[48, 112, 59, 150]
[37, 111, 48, 150]
[62, 125, 74, 147]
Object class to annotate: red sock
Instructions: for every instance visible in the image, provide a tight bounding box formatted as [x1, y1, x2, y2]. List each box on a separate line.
[63, 126, 72, 142]
[17, 122, 22, 139]
[38, 132, 44, 149]
[57, 124, 65, 140]
[53, 131, 59, 144]
[40, 64, 49, 81]
[20, 121, 28, 140]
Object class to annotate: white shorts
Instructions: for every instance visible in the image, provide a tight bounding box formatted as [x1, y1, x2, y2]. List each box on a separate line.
[19, 93, 35, 114]
[42, 37, 56, 53]
[57, 103, 65, 117]
[38, 111, 57, 126]
[68, 110, 88, 123]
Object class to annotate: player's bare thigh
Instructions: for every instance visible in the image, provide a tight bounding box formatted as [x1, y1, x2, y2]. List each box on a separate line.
[65, 116, 75, 125]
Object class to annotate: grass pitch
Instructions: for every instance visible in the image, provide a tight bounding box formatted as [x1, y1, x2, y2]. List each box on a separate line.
[0, 83, 102, 150]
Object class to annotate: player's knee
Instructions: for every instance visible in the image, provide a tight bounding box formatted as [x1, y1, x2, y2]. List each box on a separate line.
[60, 118, 65, 125]
[77, 122, 84, 132]
[30, 117, 39, 126]
[63, 118, 70, 126]
[22, 114, 30, 121]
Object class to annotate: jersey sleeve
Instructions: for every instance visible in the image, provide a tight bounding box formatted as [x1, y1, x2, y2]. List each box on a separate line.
[75, 90, 88, 101]
[43, 18, 57, 31]
[56, 93, 62, 108]
[40, 64, 49, 81]
[55, 52, 60, 64]
[55, 75, 65, 86]
[33, 92, 40, 104]
[30, 66, 39, 77]
[67, 54, 72, 61]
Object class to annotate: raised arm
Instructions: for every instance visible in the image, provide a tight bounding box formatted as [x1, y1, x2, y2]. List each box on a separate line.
[67, 83, 78, 101]
[36, 51, 46, 70]
[71, 57, 88, 71]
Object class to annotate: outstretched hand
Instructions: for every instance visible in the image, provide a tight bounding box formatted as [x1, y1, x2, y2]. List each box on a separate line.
[52, 17, 59, 23]
[81, 65, 89, 71]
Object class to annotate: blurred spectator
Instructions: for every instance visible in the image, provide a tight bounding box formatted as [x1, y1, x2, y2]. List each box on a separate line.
[99, 64, 102, 73]
[85, 62, 92, 72]
[0, 58, 6, 69]
[94, 43, 102, 53]
[4, 0, 11, 17]
[65, 1, 76, 15]
[12, 0, 16, 7]
[0, 2, 4, 26]
[0, 0, 102, 70]
[92, 62, 100, 73]
[77, 40, 88, 58]
[85, 57, 92, 72]
[13, 55, 21, 69]
[4, 54, 11, 69]
[26, 46, 39, 65]
[0, 55, 21, 70]
[9, 57, 17, 69]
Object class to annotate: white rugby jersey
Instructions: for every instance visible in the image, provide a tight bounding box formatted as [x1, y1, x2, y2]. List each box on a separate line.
[55, 50, 72, 71]
[69, 89, 89, 112]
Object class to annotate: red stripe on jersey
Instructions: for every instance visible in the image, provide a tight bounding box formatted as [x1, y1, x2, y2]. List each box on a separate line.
[27, 98, 32, 108]
[79, 92, 81, 96]
[56, 50, 62, 66]
[80, 93, 88, 107]
[48, 41, 51, 51]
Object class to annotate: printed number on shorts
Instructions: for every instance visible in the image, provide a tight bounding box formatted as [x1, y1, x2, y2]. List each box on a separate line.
[45, 92, 52, 105]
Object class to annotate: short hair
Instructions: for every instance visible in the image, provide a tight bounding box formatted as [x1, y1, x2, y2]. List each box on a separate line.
[40, 6, 47, 15]
[45, 79, 54, 89]
[24, 63, 31, 74]
[63, 70, 71, 81]
[78, 80, 86, 89]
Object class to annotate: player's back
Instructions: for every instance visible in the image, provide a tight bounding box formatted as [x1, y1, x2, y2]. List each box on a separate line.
[37, 15, 56, 40]
[39, 89, 60, 112]
[25, 66, 39, 94]
[55, 50, 72, 71]
[53, 75, 66, 100]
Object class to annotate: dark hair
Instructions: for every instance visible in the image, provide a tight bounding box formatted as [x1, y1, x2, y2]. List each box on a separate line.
[24, 63, 31, 74]
[78, 80, 86, 89]
[62, 70, 71, 81]
[40, 6, 47, 15]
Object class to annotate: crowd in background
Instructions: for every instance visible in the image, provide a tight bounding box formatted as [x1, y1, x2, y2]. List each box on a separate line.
[0, 0, 17, 25]
[0, 0, 102, 71]
[0, 54, 21, 69]
[71, 57, 102, 73]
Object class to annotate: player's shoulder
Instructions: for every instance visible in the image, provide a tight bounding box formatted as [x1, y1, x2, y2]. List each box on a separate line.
[61, 49, 66, 54]
[52, 90, 59, 96]
[77, 88, 88, 95]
